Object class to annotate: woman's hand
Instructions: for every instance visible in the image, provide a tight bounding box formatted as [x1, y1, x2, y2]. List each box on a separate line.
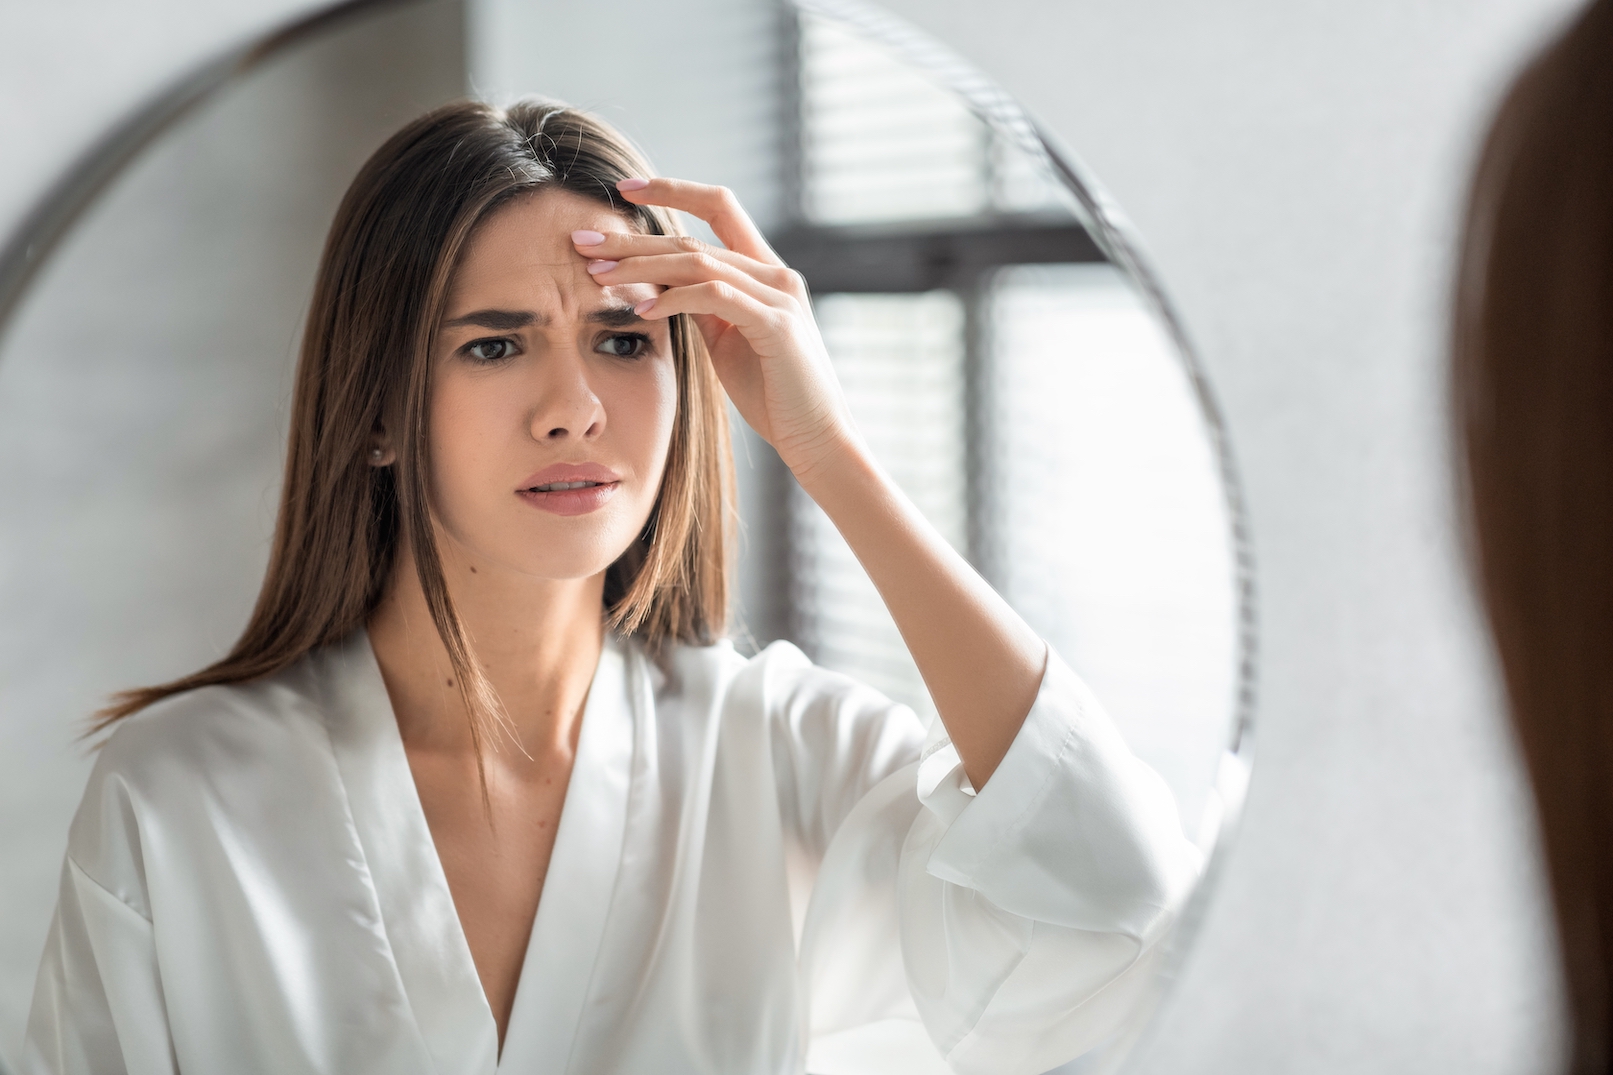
[582, 177, 1044, 789]
[572, 178, 855, 482]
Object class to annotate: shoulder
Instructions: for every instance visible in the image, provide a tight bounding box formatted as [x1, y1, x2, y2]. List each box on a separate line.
[660, 636, 807, 684]
[92, 651, 332, 792]
[70, 648, 346, 898]
[656, 636, 921, 735]
[653, 635, 830, 702]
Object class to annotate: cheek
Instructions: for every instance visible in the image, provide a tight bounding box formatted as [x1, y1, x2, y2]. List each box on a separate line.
[428, 370, 513, 514]
[611, 359, 679, 488]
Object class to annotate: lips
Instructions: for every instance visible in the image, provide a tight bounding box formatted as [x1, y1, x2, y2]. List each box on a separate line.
[518, 462, 620, 490]
[516, 462, 621, 517]
[530, 479, 605, 492]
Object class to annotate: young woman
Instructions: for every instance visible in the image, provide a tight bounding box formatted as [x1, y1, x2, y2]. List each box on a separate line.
[24, 99, 1199, 1075]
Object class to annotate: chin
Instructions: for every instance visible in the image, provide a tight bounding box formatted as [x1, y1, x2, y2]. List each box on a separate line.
[522, 554, 621, 583]
[437, 511, 632, 582]
[508, 529, 637, 583]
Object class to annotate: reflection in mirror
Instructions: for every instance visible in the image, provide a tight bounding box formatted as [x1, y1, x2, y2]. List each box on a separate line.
[0, 0, 1251, 1072]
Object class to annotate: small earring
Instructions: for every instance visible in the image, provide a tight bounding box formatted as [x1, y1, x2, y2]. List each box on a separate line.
[370, 448, 384, 461]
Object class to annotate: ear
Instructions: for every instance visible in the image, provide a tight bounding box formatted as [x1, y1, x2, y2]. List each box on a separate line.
[367, 428, 396, 468]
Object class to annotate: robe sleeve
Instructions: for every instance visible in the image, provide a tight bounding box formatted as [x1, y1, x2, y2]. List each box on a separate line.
[759, 641, 928, 857]
[785, 643, 1202, 1075]
[21, 858, 179, 1075]
[896, 646, 1203, 1075]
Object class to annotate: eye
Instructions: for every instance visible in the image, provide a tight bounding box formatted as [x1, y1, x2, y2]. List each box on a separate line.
[597, 333, 650, 359]
[463, 337, 517, 363]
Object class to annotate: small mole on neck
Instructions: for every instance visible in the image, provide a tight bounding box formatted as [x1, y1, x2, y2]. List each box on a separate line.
[445, 678, 454, 687]
[468, 565, 478, 574]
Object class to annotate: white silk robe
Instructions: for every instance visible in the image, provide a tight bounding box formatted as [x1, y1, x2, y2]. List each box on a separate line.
[23, 631, 1200, 1075]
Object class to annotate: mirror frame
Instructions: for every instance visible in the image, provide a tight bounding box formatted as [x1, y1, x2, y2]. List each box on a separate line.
[0, 0, 1257, 1062]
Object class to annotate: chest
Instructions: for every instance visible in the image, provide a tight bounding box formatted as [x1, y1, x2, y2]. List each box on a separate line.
[139, 642, 886, 1074]
[405, 745, 577, 1044]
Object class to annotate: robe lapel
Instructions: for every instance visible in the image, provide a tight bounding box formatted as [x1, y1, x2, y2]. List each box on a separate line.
[322, 631, 500, 1075]
[495, 635, 636, 1075]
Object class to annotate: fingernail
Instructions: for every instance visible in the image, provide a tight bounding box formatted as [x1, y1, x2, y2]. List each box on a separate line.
[633, 298, 657, 315]
[617, 178, 650, 192]
[571, 229, 606, 246]
[586, 259, 618, 275]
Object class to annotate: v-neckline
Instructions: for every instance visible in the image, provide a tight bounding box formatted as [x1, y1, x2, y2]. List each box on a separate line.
[320, 630, 639, 1075]
[496, 636, 636, 1072]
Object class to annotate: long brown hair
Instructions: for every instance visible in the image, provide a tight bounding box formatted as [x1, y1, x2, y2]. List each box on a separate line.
[1453, 2, 1613, 1069]
[97, 99, 735, 760]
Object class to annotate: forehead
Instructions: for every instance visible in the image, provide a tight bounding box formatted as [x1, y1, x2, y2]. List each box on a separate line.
[449, 188, 643, 298]
[445, 190, 651, 319]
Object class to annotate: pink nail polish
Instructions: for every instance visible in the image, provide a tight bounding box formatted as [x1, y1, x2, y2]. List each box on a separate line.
[617, 178, 650, 192]
[572, 230, 606, 246]
[587, 259, 618, 275]
[633, 298, 657, 315]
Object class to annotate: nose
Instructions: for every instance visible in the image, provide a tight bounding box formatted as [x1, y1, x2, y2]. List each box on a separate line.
[529, 344, 605, 442]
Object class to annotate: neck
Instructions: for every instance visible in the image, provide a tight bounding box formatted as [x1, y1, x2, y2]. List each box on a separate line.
[367, 529, 607, 760]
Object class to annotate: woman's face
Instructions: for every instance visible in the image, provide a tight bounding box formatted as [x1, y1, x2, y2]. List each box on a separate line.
[426, 188, 676, 581]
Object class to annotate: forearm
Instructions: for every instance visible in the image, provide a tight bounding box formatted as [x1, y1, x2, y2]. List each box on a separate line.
[592, 175, 1047, 779]
[795, 439, 1045, 788]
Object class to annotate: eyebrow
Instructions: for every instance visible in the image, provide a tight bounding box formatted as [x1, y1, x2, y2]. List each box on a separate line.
[441, 309, 545, 330]
[587, 305, 646, 328]
[439, 305, 646, 331]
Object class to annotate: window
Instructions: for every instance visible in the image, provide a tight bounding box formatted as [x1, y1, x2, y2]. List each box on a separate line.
[790, 291, 966, 712]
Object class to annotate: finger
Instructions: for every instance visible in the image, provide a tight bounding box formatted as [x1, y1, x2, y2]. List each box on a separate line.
[573, 231, 808, 302]
[575, 231, 763, 276]
[633, 280, 785, 341]
[588, 250, 801, 309]
[613, 178, 782, 265]
[571, 231, 696, 258]
[573, 230, 766, 265]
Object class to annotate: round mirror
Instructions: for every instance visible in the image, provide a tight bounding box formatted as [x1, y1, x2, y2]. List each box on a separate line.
[0, 1, 1253, 1071]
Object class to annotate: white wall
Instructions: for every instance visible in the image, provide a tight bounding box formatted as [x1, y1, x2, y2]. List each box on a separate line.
[0, 0, 1586, 1072]
[869, 0, 1578, 1071]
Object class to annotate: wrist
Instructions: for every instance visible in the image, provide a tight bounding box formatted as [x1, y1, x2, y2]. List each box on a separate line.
[785, 426, 875, 502]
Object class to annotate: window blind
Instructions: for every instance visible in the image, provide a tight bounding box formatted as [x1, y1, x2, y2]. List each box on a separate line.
[791, 292, 966, 720]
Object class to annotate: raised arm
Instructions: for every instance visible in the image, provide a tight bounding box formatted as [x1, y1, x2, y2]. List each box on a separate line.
[578, 178, 1042, 788]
